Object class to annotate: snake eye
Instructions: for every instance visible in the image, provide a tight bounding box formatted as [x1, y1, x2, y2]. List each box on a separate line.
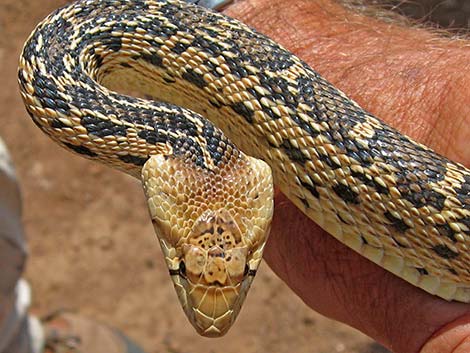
[179, 261, 187, 277]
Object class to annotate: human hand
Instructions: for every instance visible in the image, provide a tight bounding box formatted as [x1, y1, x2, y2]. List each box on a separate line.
[223, 1, 470, 352]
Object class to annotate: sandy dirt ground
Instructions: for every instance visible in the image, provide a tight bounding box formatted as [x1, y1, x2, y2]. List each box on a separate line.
[0, 1, 397, 352]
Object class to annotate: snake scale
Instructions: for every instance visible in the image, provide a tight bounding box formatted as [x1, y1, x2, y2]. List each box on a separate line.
[18, 0, 470, 337]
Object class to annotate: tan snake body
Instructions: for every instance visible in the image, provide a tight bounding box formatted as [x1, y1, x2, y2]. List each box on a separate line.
[18, 0, 470, 337]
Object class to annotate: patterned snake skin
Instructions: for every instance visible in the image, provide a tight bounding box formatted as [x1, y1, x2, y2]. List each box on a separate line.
[18, 0, 470, 336]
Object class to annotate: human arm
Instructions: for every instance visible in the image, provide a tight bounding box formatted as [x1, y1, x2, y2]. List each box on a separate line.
[223, 1, 470, 352]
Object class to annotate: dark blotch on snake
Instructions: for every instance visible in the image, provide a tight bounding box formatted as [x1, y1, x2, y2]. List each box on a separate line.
[319, 154, 341, 169]
[118, 155, 148, 166]
[32, 73, 70, 113]
[140, 52, 164, 68]
[182, 69, 207, 89]
[81, 116, 127, 137]
[281, 140, 309, 164]
[406, 189, 446, 210]
[50, 119, 68, 129]
[90, 24, 122, 52]
[384, 211, 410, 233]
[64, 142, 97, 157]
[462, 218, 470, 235]
[203, 123, 231, 165]
[332, 183, 359, 204]
[300, 180, 320, 199]
[101, 36, 122, 52]
[351, 171, 389, 195]
[231, 102, 254, 124]
[86, 48, 104, 68]
[436, 224, 457, 242]
[171, 42, 191, 54]
[138, 130, 168, 145]
[456, 175, 470, 210]
[432, 244, 459, 260]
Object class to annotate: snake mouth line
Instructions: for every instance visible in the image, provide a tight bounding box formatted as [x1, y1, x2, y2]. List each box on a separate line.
[168, 267, 257, 286]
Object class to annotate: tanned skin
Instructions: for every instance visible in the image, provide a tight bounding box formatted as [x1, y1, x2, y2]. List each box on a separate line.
[223, 1, 470, 352]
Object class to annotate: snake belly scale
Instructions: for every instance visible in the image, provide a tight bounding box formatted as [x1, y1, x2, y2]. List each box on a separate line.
[18, 0, 470, 336]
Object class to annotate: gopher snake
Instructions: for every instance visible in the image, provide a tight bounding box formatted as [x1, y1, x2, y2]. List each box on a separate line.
[18, 0, 470, 337]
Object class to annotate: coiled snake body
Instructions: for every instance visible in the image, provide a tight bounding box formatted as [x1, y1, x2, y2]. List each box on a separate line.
[18, 0, 470, 337]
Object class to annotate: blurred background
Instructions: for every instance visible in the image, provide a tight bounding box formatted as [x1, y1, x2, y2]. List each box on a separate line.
[0, 1, 467, 352]
[370, 0, 470, 31]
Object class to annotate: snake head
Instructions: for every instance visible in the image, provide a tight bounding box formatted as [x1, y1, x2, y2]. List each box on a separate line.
[142, 153, 273, 337]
